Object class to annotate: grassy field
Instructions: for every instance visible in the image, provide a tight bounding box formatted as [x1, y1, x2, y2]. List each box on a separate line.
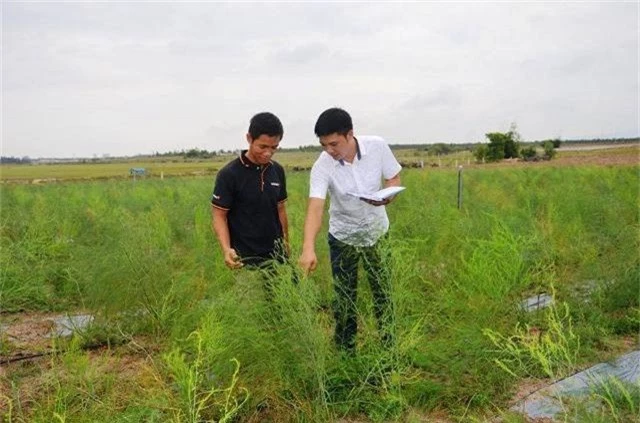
[1, 148, 639, 422]
[0, 148, 482, 182]
[1, 145, 637, 183]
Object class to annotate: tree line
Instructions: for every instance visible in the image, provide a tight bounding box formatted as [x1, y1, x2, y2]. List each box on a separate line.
[473, 124, 560, 162]
[2, 135, 637, 165]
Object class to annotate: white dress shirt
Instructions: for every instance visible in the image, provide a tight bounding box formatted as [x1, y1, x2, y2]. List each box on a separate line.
[309, 135, 402, 246]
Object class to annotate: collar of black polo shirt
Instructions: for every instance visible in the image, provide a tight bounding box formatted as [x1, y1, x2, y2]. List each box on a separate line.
[239, 150, 271, 170]
[239, 150, 272, 192]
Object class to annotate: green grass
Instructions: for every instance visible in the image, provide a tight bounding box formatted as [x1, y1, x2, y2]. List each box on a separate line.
[1, 164, 638, 422]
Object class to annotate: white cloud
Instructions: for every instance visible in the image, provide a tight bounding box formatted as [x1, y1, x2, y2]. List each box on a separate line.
[1, 2, 637, 158]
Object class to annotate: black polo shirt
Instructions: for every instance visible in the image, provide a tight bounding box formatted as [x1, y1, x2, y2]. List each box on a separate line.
[211, 151, 287, 265]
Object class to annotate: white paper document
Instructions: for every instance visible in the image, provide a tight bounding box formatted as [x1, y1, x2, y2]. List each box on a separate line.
[347, 186, 406, 202]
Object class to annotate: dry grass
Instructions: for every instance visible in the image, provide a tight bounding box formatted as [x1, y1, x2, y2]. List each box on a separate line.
[1, 144, 637, 183]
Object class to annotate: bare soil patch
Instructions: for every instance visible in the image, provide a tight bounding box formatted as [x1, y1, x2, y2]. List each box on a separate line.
[1, 312, 62, 355]
[554, 148, 639, 166]
[1, 312, 160, 418]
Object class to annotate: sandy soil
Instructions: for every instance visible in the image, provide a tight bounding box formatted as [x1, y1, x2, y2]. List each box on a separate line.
[1, 312, 59, 353]
[1, 312, 159, 418]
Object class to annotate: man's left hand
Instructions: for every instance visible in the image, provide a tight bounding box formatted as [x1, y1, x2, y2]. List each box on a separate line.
[361, 197, 393, 206]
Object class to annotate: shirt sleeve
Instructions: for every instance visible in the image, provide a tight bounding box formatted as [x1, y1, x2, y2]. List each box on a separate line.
[309, 160, 329, 199]
[211, 168, 234, 210]
[380, 139, 402, 179]
[277, 164, 288, 203]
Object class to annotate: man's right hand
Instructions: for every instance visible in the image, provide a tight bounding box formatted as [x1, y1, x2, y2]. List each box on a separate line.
[298, 250, 317, 276]
[224, 248, 243, 269]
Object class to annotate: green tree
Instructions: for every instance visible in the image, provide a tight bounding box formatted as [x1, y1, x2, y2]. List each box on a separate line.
[485, 132, 508, 162]
[483, 124, 522, 162]
[428, 143, 452, 155]
[185, 148, 201, 158]
[543, 141, 556, 160]
[505, 123, 522, 159]
[520, 146, 538, 161]
[474, 144, 489, 162]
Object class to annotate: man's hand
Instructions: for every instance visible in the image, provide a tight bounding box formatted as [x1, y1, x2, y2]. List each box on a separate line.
[223, 248, 243, 269]
[298, 249, 318, 276]
[361, 196, 394, 206]
[300, 198, 324, 276]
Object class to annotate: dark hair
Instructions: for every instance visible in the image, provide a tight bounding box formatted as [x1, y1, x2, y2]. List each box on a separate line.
[314, 107, 353, 137]
[248, 112, 284, 141]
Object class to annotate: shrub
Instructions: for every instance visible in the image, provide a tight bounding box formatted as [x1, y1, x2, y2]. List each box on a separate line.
[520, 146, 538, 161]
[543, 141, 557, 160]
[486, 132, 508, 162]
[474, 144, 489, 163]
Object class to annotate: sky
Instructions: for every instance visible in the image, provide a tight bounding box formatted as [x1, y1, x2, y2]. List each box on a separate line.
[2, 2, 638, 159]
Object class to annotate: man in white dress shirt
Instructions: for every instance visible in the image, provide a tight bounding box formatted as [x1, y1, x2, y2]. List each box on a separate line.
[299, 107, 402, 354]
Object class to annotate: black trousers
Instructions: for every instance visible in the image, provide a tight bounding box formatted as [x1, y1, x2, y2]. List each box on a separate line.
[328, 233, 394, 353]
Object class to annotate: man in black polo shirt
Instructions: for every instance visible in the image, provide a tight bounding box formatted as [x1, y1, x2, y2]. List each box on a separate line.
[210, 112, 290, 271]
